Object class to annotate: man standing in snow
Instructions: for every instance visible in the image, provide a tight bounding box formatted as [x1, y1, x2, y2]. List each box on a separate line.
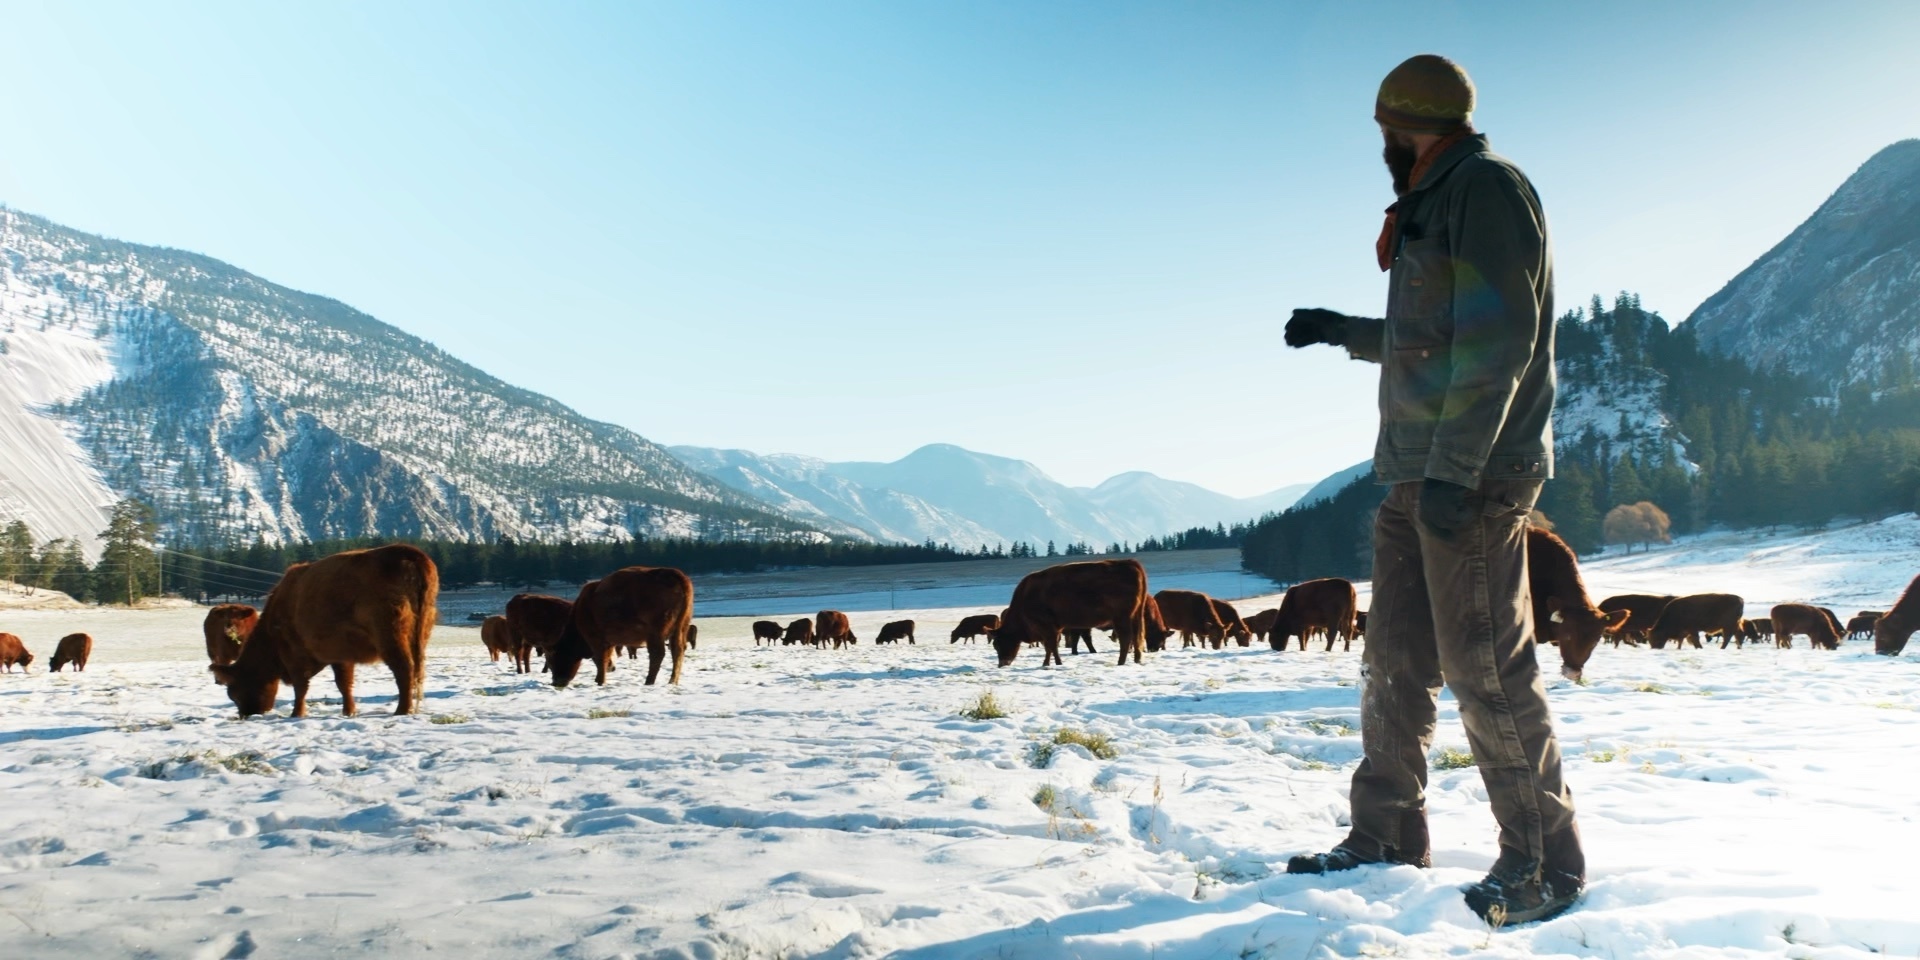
[1281, 55, 1581, 926]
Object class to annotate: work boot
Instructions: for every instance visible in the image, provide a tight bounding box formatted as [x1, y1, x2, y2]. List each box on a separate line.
[1286, 822, 1430, 875]
[1462, 844, 1583, 927]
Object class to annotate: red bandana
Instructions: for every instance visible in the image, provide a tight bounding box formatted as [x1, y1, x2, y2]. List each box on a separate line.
[1375, 129, 1473, 272]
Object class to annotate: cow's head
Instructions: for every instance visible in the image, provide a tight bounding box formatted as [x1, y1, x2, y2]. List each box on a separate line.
[548, 622, 593, 688]
[991, 611, 1024, 667]
[1229, 626, 1253, 647]
[1876, 617, 1913, 657]
[1547, 603, 1632, 682]
[211, 662, 279, 717]
[16, 650, 33, 671]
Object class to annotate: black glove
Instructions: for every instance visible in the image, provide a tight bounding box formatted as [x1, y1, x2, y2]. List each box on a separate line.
[1417, 477, 1478, 542]
[1284, 308, 1351, 348]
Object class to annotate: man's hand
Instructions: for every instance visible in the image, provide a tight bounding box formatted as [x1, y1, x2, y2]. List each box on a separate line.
[1417, 477, 1478, 542]
[1284, 308, 1351, 348]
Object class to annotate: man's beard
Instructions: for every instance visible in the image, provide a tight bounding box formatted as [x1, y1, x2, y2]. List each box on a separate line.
[1383, 132, 1419, 195]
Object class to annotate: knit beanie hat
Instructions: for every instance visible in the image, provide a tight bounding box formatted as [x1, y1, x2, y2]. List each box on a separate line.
[1375, 55, 1475, 133]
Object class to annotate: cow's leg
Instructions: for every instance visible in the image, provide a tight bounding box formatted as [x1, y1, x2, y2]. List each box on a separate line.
[379, 653, 417, 715]
[291, 676, 311, 719]
[332, 663, 357, 717]
[646, 638, 668, 685]
[594, 647, 612, 685]
[1043, 632, 1062, 667]
[668, 632, 686, 685]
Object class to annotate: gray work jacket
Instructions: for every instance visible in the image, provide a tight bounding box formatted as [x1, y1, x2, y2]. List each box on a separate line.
[1346, 134, 1556, 488]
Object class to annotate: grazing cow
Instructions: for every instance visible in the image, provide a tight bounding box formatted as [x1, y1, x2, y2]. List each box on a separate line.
[1873, 574, 1920, 656]
[1244, 608, 1281, 646]
[1210, 598, 1253, 647]
[753, 619, 784, 646]
[506, 594, 573, 674]
[1270, 579, 1358, 652]
[1772, 603, 1841, 651]
[1155, 590, 1228, 649]
[950, 614, 1001, 644]
[1645, 594, 1746, 650]
[549, 567, 694, 688]
[1, 633, 34, 672]
[783, 618, 815, 647]
[815, 610, 857, 648]
[994, 559, 1150, 668]
[1597, 594, 1674, 646]
[50, 632, 93, 672]
[1354, 610, 1368, 641]
[211, 544, 438, 717]
[480, 616, 515, 663]
[203, 604, 259, 666]
[1744, 617, 1776, 646]
[875, 619, 915, 645]
[1526, 527, 1631, 681]
[1846, 614, 1880, 642]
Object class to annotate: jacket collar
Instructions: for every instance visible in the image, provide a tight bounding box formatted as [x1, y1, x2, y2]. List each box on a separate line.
[1407, 133, 1488, 194]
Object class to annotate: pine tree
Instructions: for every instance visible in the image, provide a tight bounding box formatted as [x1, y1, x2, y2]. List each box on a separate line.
[96, 498, 160, 605]
[1, 520, 34, 589]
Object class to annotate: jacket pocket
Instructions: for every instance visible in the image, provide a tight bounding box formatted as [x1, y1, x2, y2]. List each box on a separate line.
[1386, 343, 1452, 446]
[1393, 237, 1454, 333]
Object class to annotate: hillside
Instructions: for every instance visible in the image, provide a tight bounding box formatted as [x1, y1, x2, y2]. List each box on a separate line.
[1688, 139, 1920, 389]
[0, 210, 807, 551]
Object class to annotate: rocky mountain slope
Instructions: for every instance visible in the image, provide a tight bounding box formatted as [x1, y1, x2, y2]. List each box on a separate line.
[0, 209, 806, 551]
[1688, 139, 1920, 390]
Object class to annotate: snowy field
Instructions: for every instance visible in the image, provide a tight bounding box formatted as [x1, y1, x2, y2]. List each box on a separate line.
[2, 518, 1918, 959]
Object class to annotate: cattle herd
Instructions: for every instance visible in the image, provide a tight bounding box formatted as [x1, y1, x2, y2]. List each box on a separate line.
[2, 531, 1918, 719]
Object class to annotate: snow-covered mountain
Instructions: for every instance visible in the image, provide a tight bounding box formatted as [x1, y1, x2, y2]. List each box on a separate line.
[0, 209, 806, 551]
[1687, 139, 1920, 389]
[672, 443, 1309, 550]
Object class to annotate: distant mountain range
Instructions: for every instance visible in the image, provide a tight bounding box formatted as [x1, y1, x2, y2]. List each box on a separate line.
[0, 209, 1309, 553]
[671, 443, 1309, 550]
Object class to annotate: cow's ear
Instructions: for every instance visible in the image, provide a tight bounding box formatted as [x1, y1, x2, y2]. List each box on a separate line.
[1546, 596, 1566, 624]
[1601, 608, 1632, 633]
[210, 665, 234, 684]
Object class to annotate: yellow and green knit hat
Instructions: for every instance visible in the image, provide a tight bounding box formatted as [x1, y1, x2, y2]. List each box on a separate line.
[1375, 54, 1475, 133]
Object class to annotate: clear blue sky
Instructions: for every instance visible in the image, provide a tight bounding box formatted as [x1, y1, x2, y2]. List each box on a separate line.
[4, 1, 1916, 496]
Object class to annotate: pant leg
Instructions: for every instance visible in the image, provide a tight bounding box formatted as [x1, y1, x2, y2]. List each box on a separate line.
[1420, 477, 1581, 872]
[1346, 482, 1444, 861]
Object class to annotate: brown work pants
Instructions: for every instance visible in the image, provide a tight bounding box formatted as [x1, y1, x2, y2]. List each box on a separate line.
[1345, 478, 1581, 875]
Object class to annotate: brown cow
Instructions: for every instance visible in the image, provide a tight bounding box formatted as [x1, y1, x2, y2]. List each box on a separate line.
[994, 559, 1150, 668]
[950, 614, 1001, 644]
[875, 619, 915, 644]
[1155, 589, 1227, 649]
[1210, 598, 1253, 648]
[1271, 578, 1358, 652]
[1244, 608, 1281, 646]
[1598, 594, 1673, 647]
[480, 616, 515, 663]
[783, 617, 815, 647]
[1846, 613, 1880, 642]
[211, 544, 438, 717]
[815, 610, 857, 648]
[549, 566, 694, 688]
[0, 633, 34, 672]
[202, 604, 259, 666]
[1645, 594, 1745, 650]
[506, 594, 572, 674]
[1772, 603, 1841, 650]
[50, 633, 93, 672]
[1526, 527, 1631, 681]
[1875, 574, 1920, 656]
[753, 619, 784, 646]
[1743, 617, 1775, 646]
[1354, 610, 1368, 641]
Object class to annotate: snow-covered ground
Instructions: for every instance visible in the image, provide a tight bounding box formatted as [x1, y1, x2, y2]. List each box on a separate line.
[2, 518, 1917, 959]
